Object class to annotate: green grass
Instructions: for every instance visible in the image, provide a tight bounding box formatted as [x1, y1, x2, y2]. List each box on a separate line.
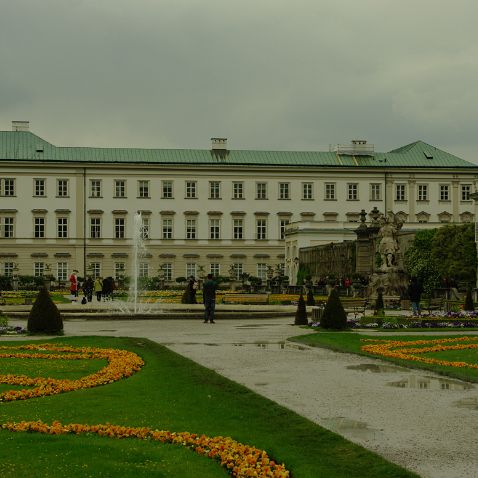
[290, 331, 478, 382]
[0, 336, 418, 477]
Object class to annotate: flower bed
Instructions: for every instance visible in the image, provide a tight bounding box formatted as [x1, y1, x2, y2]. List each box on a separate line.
[361, 336, 478, 370]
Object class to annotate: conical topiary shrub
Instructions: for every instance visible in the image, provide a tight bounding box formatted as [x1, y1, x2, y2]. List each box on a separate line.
[27, 287, 63, 335]
[294, 293, 308, 325]
[464, 287, 474, 312]
[374, 289, 385, 316]
[320, 288, 347, 330]
[306, 289, 316, 306]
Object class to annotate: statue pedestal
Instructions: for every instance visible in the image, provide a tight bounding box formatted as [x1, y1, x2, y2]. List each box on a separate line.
[368, 269, 408, 299]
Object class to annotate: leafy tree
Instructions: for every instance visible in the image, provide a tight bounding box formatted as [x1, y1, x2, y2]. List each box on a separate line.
[306, 289, 316, 306]
[27, 287, 63, 335]
[294, 294, 308, 325]
[464, 287, 474, 311]
[296, 264, 310, 286]
[320, 288, 347, 330]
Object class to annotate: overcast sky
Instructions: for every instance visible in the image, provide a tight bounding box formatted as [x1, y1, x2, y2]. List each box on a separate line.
[1, 0, 477, 162]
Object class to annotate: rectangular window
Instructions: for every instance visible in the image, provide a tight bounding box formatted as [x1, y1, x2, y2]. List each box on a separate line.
[209, 218, 221, 239]
[139, 263, 149, 278]
[57, 262, 68, 281]
[1, 178, 15, 196]
[232, 263, 243, 280]
[186, 219, 197, 239]
[90, 218, 101, 238]
[256, 182, 267, 199]
[162, 263, 172, 281]
[256, 263, 267, 280]
[256, 219, 267, 240]
[4, 262, 14, 277]
[417, 184, 428, 201]
[461, 184, 472, 201]
[186, 181, 197, 199]
[325, 183, 336, 200]
[209, 181, 221, 199]
[347, 183, 358, 200]
[162, 180, 173, 199]
[34, 217, 45, 238]
[186, 263, 197, 278]
[114, 217, 125, 239]
[34, 179, 46, 197]
[302, 183, 313, 200]
[162, 218, 173, 239]
[114, 180, 126, 198]
[279, 219, 290, 240]
[90, 179, 102, 198]
[138, 180, 150, 198]
[370, 183, 382, 201]
[90, 262, 101, 279]
[279, 182, 290, 200]
[57, 179, 69, 197]
[141, 217, 150, 239]
[395, 184, 406, 201]
[233, 218, 244, 239]
[232, 182, 244, 199]
[57, 217, 68, 238]
[1, 217, 14, 238]
[210, 263, 220, 276]
[114, 262, 125, 280]
[440, 185, 450, 201]
[34, 262, 44, 277]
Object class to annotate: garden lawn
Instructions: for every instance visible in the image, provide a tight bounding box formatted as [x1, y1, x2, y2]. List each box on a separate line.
[290, 331, 478, 383]
[0, 336, 417, 478]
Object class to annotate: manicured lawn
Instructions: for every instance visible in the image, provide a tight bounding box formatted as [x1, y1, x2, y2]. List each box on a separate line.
[290, 331, 478, 383]
[0, 336, 418, 477]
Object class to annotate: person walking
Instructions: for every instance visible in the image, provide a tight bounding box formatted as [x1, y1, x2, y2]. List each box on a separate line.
[94, 277, 103, 301]
[69, 270, 79, 300]
[83, 276, 94, 302]
[202, 273, 217, 323]
[408, 276, 423, 316]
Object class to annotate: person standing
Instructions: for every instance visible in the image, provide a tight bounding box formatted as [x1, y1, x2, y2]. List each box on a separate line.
[83, 276, 94, 302]
[94, 277, 103, 301]
[202, 273, 217, 324]
[408, 277, 423, 316]
[69, 270, 79, 300]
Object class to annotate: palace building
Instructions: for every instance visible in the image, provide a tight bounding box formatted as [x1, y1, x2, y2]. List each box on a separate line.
[0, 121, 477, 285]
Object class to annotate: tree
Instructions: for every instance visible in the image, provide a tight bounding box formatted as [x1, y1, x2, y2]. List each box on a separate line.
[464, 287, 474, 312]
[27, 287, 63, 335]
[306, 289, 316, 306]
[294, 294, 308, 325]
[320, 288, 347, 330]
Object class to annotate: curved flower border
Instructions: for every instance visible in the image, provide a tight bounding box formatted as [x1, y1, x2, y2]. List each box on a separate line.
[361, 336, 478, 369]
[0, 343, 144, 402]
[1, 420, 289, 477]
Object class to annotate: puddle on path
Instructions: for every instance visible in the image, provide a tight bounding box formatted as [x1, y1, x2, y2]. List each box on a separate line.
[347, 363, 410, 374]
[454, 397, 478, 410]
[388, 376, 474, 391]
[98, 330, 118, 332]
[235, 324, 284, 328]
[320, 417, 379, 440]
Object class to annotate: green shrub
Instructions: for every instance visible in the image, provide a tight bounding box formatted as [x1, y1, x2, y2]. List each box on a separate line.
[374, 290, 385, 316]
[27, 287, 63, 335]
[294, 294, 308, 325]
[306, 289, 316, 306]
[320, 288, 347, 330]
[464, 287, 475, 311]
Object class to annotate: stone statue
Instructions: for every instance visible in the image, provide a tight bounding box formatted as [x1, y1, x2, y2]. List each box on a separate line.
[377, 212, 403, 271]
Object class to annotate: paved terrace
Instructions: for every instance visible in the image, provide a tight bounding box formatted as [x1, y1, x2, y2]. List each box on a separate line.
[2, 308, 478, 478]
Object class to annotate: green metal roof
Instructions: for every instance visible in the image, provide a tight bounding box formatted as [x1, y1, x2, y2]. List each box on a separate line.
[0, 131, 475, 169]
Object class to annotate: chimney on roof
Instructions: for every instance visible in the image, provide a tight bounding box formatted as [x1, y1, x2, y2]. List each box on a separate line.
[12, 121, 30, 132]
[211, 137, 227, 151]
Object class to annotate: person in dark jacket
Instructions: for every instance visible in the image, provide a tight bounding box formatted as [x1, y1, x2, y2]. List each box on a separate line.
[408, 277, 423, 316]
[202, 273, 217, 323]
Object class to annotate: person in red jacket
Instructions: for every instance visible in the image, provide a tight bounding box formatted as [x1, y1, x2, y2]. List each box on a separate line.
[69, 270, 79, 299]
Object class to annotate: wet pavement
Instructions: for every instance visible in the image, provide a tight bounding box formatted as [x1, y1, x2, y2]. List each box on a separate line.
[2, 316, 478, 478]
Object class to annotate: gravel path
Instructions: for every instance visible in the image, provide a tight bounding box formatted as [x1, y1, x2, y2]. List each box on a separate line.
[4, 317, 478, 478]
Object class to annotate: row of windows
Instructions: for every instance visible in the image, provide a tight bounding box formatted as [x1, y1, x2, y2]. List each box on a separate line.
[2, 177, 472, 202]
[0, 216, 291, 240]
[2, 261, 277, 282]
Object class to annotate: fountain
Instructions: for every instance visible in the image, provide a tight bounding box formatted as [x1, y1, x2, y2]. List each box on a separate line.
[113, 212, 154, 315]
